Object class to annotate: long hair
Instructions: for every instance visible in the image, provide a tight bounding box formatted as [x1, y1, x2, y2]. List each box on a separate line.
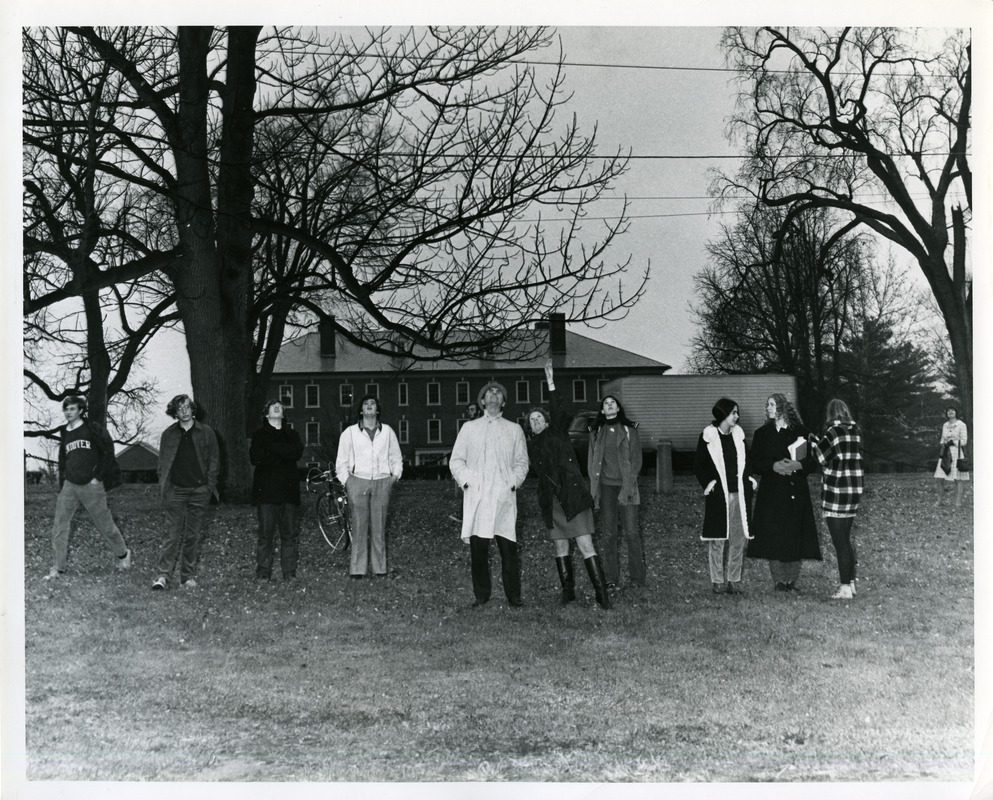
[825, 398, 855, 426]
[767, 393, 803, 429]
[591, 394, 635, 432]
[166, 394, 198, 419]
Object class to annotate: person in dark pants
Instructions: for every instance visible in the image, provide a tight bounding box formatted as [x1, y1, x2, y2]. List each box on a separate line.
[587, 395, 644, 590]
[746, 393, 821, 591]
[154, 394, 218, 590]
[450, 382, 530, 607]
[45, 395, 131, 580]
[809, 398, 865, 600]
[250, 399, 304, 581]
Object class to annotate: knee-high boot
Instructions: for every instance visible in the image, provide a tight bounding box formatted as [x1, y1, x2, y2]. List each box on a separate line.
[555, 555, 575, 604]
[584, 554, 612, 609]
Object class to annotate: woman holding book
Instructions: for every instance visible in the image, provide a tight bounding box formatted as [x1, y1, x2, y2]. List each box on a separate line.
[746, 393, 821, 591]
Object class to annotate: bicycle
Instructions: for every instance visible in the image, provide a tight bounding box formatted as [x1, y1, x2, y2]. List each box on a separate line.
[306, 466, 351, 552]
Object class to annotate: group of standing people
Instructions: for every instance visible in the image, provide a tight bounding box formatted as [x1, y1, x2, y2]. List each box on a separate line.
[449, 361, 646, 610]
[695, 394, 866, 600]
[43, 382, 967, 607]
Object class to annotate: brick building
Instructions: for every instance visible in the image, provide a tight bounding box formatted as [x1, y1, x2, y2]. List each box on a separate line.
[269, 316, 670, 470]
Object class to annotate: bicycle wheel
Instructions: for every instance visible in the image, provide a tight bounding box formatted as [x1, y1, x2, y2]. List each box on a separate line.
[316, 493, 350, 552]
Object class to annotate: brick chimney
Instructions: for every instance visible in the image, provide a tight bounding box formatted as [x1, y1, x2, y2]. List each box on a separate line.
[548, 312, 566, 355]
[319, 316, 336, 358]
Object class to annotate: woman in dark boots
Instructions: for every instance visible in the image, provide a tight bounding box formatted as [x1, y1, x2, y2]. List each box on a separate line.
[526, 360, 611, 609]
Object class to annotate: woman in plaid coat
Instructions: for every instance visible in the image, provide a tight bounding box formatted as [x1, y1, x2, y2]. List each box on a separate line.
[809, 399, 864, 600]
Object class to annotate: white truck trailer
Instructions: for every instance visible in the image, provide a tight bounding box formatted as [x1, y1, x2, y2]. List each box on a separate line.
[602, 373, 799, 453]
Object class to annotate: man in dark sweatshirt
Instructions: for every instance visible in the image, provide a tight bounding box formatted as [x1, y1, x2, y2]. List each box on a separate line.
[46, 396, 131, 580]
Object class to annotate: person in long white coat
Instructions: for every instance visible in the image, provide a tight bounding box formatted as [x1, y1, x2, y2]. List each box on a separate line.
[450, 381, 530, 607]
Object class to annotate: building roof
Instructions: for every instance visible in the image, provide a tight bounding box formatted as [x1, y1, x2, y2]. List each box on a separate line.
[272, 329, 670, 376]
[116, 441, 160, 469]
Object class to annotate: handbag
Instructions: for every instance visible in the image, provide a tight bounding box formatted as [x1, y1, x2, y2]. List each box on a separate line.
[957, 447, 971, 473]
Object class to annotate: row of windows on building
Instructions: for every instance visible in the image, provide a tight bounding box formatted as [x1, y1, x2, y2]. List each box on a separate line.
[294, 416, 545, 449]
[277, 376, 610, 410]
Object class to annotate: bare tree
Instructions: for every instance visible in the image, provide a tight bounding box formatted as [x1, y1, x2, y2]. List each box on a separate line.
[689, 205, 867, 423]
[23, 29, 178, 439]
[23, 26, 646, 501]
[719, 27, 972, 416]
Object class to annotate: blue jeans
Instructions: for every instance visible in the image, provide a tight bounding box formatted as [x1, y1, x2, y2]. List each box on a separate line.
[598, 483, 644, 586]
[158, 484, 211, 583]
[51, 481, 127, 571]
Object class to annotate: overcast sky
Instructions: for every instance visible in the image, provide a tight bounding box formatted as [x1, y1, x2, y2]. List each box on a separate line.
[6, 3, 993, 799]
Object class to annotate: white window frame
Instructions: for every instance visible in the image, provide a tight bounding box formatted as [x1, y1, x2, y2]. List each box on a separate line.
[398, 419, 409, 445]
[597, 379, 610, 400]
[305, 421, 320, 447]
[339, 383, 354, 406]
[455, 381, 470, 406]
[516, 380, 530, 405]
[572, 379, 587, 404]
[427, 382, 441, 406]
[398, 383, 409, 407]
[305, 384, 320, 408]
[365, 383, 379, 399]
[280, 385, 294, 408]
[427, 418, 442, 444]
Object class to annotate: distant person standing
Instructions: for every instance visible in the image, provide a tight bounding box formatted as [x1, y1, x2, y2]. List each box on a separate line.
[154, 395, 218, 590]
[934, 406, 969, 509]
[809, 399, 864, 601]
[587, 394, 644, 590]
[250, 399, 304, 581]
[45, 395, 131, 580]
[335, 395, 403, 579]
[695, 398, 756, 594]
[747, 393, 821, 591]
[449, 401, 481, 523]
[450, 382, 530, 607]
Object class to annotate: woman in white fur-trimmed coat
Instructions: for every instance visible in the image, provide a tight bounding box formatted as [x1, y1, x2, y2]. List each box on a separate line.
[694, 397, 757, 595]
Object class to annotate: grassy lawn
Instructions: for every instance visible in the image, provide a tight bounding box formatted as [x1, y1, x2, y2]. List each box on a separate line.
[20, 474, 973, 783]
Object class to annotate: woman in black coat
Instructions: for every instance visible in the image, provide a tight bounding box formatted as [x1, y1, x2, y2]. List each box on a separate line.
[746, 393, 821, 591]
[250, 399, 304, 581]
[694, 398, 757, 594]
[526, 361, 610, 609]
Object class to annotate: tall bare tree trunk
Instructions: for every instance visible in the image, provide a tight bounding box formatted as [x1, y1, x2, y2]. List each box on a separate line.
[168, 26, 260, 503]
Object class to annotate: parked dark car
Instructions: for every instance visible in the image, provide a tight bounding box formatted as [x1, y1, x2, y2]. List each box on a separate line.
[567, 411, 598, 475]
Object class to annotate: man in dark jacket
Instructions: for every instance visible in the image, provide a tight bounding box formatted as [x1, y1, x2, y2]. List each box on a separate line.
[45, 396, 131, 580]
[250, 399, 304, 581]
[153, 394, 219, 590]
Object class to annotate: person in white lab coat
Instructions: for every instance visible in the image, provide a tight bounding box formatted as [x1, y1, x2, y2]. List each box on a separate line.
[449, 382, 530, 607]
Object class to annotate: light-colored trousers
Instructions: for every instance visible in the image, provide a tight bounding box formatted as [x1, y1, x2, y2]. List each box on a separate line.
[51, 480, 127, 572]
[708, 493, 747, 584]
[346, 476, 393, 576]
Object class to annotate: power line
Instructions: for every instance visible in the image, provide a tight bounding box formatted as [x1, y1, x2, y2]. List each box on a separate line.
[517, 58, 955, 80]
